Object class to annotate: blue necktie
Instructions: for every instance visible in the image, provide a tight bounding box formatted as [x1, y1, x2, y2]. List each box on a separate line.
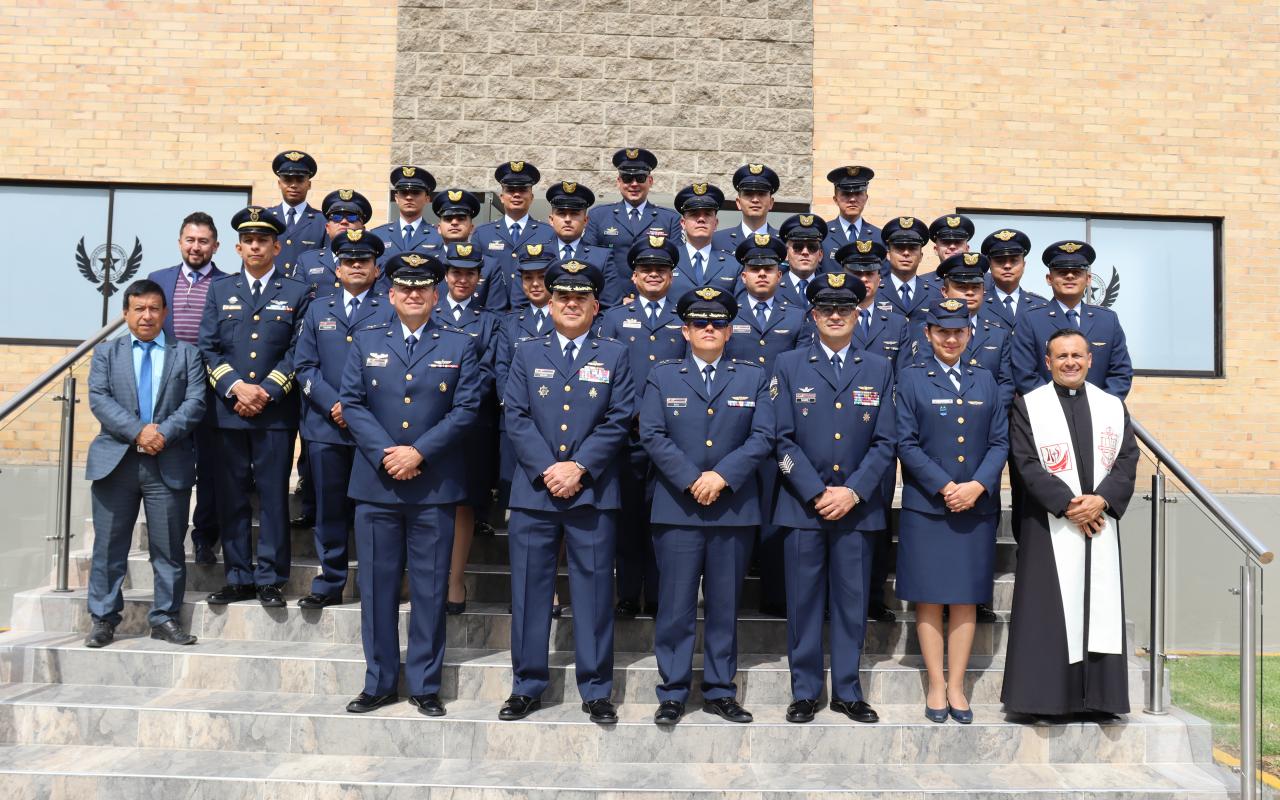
[1067, 309, 1080, 327]
[405, 334, 417, 360]
[693, 252, 705, 283]
[859, 308, 870, 336]
[830, 353, 842, 378]
[797, 278, 808, 304]
[755, 302, 768, 328]
[1004, 295, 1015, 316]
[286, 208, 297, 229]
[347, 296, 360, 320]
[561, 243, 573, 260]
[509, 222, 522, 242]
[703, 364, 715, 395]
[137, 341, 156, 424]
[252, 279, 262, 305]
[899, 282, 912, 305]
[564, 340, 576, 371]
[647, 301, 659, 325]
[534, 309, 545, 333]
[948, 368, 961, 391]
[628, 206, 640, 224]
[403, 224, 414, 245]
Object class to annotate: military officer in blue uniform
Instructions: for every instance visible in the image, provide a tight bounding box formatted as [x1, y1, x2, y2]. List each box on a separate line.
[500, 259, 635, 725]
[895, 297, 1008, 724]
[839, 240, 912, 371]
[877, 215, 939, 331]
[584, 148, 682, 294]
[640, 287, 774, 726]
[777, 213, 828, 308]
[597, 235, 687, 618]
[772, 272, 896, 725]
[726, 233, 808, 617]
[473, 161, 556, 288]
[712, 163, 781, 253]
[980, 228, 1047, 329]
[671, 183, 740, 298]
[928, 213, 976, 273]
[293, 229, 393, 609]
[293, 189, 375, 297]
[338, 253, 483, 716]
[270, 150, 325, 277]
[1011, 240, 1132, 399]
[199, 206, 312, 607]
[536, 181, 614, 308]
[432, 241, 502, 613]
[428, 188, 505, 310]
[821, 166, 882, 273]
[369, 166, 445, 261]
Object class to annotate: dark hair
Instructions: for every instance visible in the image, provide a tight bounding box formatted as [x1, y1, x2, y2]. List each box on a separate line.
[1045, 327, 1088, 356]
[180, 211, 218, 241]
[122, 279, 167, 310]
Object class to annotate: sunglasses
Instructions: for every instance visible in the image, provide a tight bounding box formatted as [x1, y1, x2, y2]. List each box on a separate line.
[789, 240, 822, 253]
[619, 174, 649, 185]
[813, 305, 856, 317]
[687, 319, 731, 329]
[395, 189, 425, 197]
[327, 212, 362, 223]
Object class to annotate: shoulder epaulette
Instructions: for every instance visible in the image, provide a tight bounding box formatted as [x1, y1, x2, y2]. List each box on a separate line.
[729, 358, 763, 369]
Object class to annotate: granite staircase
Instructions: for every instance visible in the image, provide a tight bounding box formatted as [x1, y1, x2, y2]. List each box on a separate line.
[0, 506, 1238, 798]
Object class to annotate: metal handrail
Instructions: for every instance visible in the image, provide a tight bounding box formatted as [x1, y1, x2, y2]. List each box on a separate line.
[1132, 418, 1273, 565]
[0, 317, 126, 424]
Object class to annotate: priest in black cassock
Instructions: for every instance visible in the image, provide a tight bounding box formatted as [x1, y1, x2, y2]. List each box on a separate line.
[1001, 328, 1139, 719]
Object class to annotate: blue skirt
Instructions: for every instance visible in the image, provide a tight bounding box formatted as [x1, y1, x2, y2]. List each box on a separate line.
[896, 509, 997, 605]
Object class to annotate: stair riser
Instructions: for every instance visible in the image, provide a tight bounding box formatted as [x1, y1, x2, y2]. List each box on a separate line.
[0, 703, 1211, 766]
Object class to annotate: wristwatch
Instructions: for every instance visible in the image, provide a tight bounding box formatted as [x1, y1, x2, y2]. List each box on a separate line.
[572, 461, 587, 472]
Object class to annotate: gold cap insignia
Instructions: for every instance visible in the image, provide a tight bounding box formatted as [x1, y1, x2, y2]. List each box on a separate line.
[448, 190, 463, 202]
[692, 183, 708, 195]
[899, 216, 915, 228]
[402, 166, 416, 177]
[940, 298, 965, 311]
[510, 161, 524, 173]
[846, 166, 860, 177]
[402, 254, 427, 267]
[625, 148, 639, 159]
[963, 253, 980, 266]
[562, 260, 586, 273]
[994, 229, 1016, 241]
[338, 189, 353, 201]
[456, 243, 473, 257]
[562, 181, 577, 193]
[828, 273, 846, 288]
[1059, 242, 1083, 253]
[526, 243, 543, 256]
[695, 287, 720, 300]
[799, 214, 814, 226]
[345, 230, 364, 241]
[284, 152, 304, 161]
[748, 163, 764, 175]
[855, 240, 874, 254]
[754, 233, 771, 246]
[248, 207, 261, 222]
[946, 216, 961, 228]
[648, 235, 666, 247]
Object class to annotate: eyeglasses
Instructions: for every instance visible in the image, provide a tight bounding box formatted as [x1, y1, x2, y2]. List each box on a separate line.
[813, 305, 856, 317]
[619, 174, 649, 185]
[327, 213, 362, 223]
[687, 319, 731, 329]
[789, 240, 822, 253]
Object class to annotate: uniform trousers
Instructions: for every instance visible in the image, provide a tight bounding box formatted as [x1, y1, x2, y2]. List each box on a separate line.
[615, 449, 659, 608]
[652, 525, 753, 703]
[214, 428, 293, 586]
[307, 441, 355, 597]
[189, 424, 220, 550]
[355, 502, 455, 696]
[88, 450, 189, 627]
[784, 527, 874, 702]
[754, 461, 786, 612]
[508, 507, 616, 701]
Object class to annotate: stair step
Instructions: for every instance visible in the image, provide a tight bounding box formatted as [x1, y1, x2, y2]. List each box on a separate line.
[0, 743, 1235, 797]
[0, 683, 1214, 766]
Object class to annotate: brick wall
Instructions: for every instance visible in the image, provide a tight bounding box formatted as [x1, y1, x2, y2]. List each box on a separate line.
[393, 0, 815, 201]
[813, 0, 1280, 492]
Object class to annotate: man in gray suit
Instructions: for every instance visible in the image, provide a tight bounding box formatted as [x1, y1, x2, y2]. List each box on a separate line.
[85, 279, 207, 647]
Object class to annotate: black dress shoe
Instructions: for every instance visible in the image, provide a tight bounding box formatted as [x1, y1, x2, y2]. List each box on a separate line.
[207, 584, 256, 605]
[346, 692, 398, 713]
[257, 584, 286, 607]
[473, 521, 496, 537]
[193, 545, 216, 566]
[298, 592, 342, 609]
[582, 698, 617, 724]
[786, 698, 820, 723]
[976, 603, 998, 623]
[867, 604, 896, 623]
[150, 619, 197, 645]
[290, 514, 315, 529]
[614, 599, 639, 618]
[830, 698, 879, 723]
[702, 697, 752, 723]
[84, 619, 115, 648]
[499, 694, 541, 721]
[654, 700, 685, 726]
[408, 694, 446, 717]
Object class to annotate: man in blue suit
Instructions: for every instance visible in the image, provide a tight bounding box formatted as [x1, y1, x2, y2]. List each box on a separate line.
[821, 165, 882, 273]
[293, 229, 392, 609]
[270, 150, 325, 277]
[712, 163, 781, 253]
[839, 240, 912, 372]
[1011, 240, 1132, 399]
[670, 183, 741, 298]
[147, 211, 228, 565]
[338, 253, 483, 716]
[640, 287, 774, 726]
[84, 279, 207, 648]
[876, 215, 939, 331]
[777, 213, 827, 309]
[927, 213, 976, 285]
[500, 259, 635, 724]
[428, 188, 506, 310]
[773, 273, 897, 725]
[473, 160, 556, 286]
[584, 148, 682, 294]
[979, 228, 1048, 329]
[199, 206, 312, 608]
[369, 166, 445, 261]
[542, 181, 616, 307]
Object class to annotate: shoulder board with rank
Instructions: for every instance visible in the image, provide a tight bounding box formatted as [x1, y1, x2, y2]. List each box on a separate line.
[730, 358, 762, 369]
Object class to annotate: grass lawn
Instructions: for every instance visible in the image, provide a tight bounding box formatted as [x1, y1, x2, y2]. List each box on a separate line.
[1167, 654, 1279, 776]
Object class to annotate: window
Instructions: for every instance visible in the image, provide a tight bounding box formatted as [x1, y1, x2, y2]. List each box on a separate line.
[0, 181, 251, 344]
[962, 210, 1222, 377]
